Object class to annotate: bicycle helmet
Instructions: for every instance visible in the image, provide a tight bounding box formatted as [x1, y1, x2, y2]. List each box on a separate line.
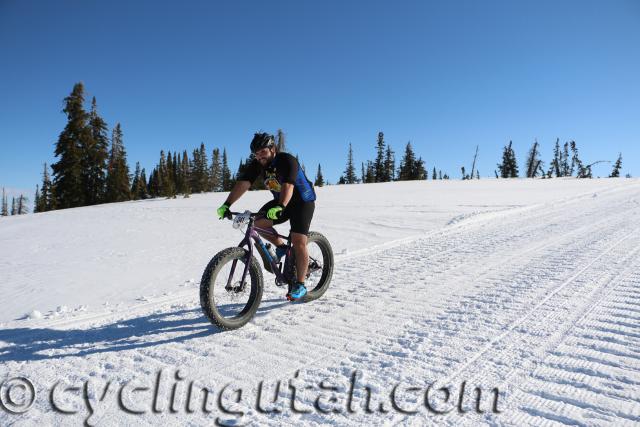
[250, 132, 275, 153]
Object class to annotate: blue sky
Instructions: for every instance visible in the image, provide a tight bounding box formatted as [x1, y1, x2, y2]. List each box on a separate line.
[1, 0, 639, 197]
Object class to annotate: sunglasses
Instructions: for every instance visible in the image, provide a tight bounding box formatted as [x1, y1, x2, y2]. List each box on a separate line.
[253, 146, 272, 156]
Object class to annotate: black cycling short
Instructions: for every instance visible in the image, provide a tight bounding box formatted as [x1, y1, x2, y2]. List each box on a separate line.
[259, 199, 315, 236]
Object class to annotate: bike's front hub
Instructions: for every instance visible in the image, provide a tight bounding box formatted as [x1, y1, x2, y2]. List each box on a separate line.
[225, 281, 246, 293]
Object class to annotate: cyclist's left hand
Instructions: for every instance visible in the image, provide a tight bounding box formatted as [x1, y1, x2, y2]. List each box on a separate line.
[266, 204, 284, 220]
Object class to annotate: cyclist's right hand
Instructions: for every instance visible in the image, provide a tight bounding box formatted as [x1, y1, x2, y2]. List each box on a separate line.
[217, 203, 231, 220]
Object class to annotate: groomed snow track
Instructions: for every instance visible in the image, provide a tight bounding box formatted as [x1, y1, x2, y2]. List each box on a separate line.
[1, 182, 640, 426]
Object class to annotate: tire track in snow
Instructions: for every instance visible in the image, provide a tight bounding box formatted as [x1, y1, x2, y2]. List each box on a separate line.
[3, 183, 640, 426]
[290, 191, 640, 427]
[510, 267, 640, 425]
[224, 187, 640, 385]
[237, 186, 640, 425]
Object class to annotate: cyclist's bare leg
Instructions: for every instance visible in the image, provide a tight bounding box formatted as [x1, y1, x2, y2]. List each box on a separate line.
[291, 232, 308, 283]
[254, 218, 286, 247]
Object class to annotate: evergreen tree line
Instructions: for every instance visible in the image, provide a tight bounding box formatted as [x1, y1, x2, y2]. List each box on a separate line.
[337, 132, 450, 184]
[34, 84, 322, 214]
[133, 144, 234, 200]
[17, 83, 629, 217]
[496, 139, 624, 179]
[1, 188, 29, 216]
[34, 82, 131, 212]
[32, 83, 253, 212]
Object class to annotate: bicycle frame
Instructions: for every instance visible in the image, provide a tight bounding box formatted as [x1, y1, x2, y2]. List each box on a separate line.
[227, 213, 291, 290]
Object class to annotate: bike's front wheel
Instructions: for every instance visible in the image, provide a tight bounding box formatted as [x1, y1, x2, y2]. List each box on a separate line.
[200, 247, 263, 330]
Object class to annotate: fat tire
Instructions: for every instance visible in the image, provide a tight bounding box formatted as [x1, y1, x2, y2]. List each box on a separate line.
[200, 247, 263, 330]
[300, 231, 334, 302]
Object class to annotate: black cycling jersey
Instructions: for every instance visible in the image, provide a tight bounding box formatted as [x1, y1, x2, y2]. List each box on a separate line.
[238, 152, 316, 205]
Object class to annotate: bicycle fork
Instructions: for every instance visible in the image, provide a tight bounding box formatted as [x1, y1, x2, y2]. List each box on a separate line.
[225, 250, 252, 293]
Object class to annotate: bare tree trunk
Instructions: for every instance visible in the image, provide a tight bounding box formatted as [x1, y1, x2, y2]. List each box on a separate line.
[470, 145, 479, 180]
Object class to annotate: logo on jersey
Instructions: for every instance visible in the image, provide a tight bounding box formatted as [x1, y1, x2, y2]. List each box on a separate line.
[264, 171, 281, 192]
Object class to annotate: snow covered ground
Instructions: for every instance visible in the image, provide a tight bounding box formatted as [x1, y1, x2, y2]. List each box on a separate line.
[1, 178, 639, 426]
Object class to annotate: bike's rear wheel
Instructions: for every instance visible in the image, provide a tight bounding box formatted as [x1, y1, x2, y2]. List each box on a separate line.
[200, 247, 263, 330]
[298, 231, 334, 302]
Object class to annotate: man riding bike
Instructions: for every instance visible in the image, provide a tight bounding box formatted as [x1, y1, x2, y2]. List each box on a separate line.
[216, 132, 317, 300]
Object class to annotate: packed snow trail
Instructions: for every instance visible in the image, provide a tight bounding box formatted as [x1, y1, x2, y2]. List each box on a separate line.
[1, 180, 639, 426]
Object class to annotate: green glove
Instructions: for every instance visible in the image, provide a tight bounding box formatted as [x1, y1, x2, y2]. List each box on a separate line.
[266, 204, 284, 220]
[217, 203, 230, 220]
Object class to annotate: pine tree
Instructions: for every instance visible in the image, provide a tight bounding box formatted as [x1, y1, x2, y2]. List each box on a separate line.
[39, 163, 55, 211]
[157, 150, 168, 196]
[221, 148, 232, 191]
[52, 82, 88, 209]
[438, 170, 442, 180]
[165, 150, 176, 197]
[175, 152, 183, 194]
[181, 150, 191, 195]
[384, 145, 395, 182]
[342, 143, 358, 184]
[131, 162, 141, 199]
[105, 123, 131, 202]
[361, 162, 365, 184]
[210, 148, 222, 192]
[84, 96, 109, 204]
[11, 197, 17, 215]
[164, 150, 176, 197]
[374, 132, 386, 182]
[172, 152, 179, 193]
[365, 161, 375, 183]
[570, 141, 585, 177]
[610, 153, 622, 178]
[189, 148, 200, 192]
[1, 188, 8, 216]
[131, 162, 149, 200]
[314, 164, 325, 187]
[562, 142, 571, 176]
[497, 144, 509, 178]
[551, 138, 561, 177]
[398, 142, 417, 181]
[498, 141, 517, 178]
[138, 168, 148, 199]
[507, 142, 519, 177]
[525, 140, 542, 178]
[197, 143, 209, 192]
[147, 168, 158, 198]
[276, 129, 287, 153]
[34, 186, 41, 213]
[432, 167, 437, 180]
[17, 195, 28, 214]
[415, 157, 427, 180]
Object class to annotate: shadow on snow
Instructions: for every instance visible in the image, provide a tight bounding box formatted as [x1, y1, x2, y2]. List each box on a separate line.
[0, 298, 286, 363]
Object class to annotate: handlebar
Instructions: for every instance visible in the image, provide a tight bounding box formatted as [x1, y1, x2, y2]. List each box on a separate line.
[227, 210, 265, 220]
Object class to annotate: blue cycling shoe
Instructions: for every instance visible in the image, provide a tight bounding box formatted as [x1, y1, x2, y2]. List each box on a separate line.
[288, 282, 307, 301]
